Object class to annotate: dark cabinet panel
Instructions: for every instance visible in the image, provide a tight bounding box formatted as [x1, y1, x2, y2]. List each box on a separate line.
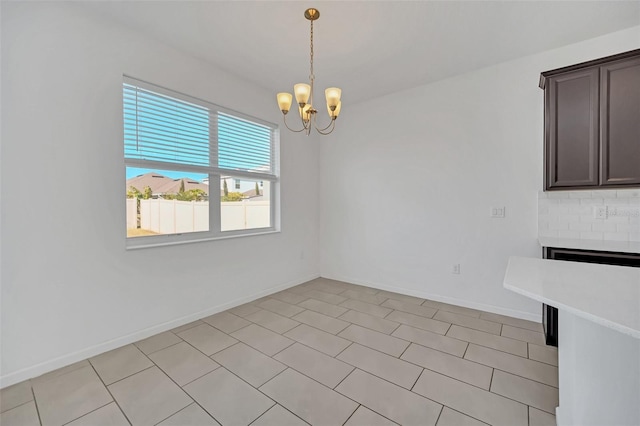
[546, 69, 600, 188]
[541, 49, 640, 190]
[600, 57, 640, 186]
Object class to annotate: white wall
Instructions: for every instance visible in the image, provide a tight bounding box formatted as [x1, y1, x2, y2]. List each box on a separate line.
[319, 26, 640, 320]
[0, 3, 319, 386]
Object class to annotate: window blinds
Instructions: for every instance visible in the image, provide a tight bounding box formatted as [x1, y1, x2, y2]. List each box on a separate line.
[123, 78, 276, 177]
[218, 113, 273, 174]
[123, 83, 210, 166]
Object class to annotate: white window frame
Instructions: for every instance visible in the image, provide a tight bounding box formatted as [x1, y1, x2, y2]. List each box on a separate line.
[124, 76, 280, 249]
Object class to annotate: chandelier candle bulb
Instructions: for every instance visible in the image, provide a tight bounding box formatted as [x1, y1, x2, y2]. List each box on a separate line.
[276, 8, 342, 136]
[325, 87, 342, 109]
[277, 93, 293, 114]
[294, 83, 311, 107]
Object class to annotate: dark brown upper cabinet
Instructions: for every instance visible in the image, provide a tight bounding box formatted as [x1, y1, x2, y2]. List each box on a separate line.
[600, 57, 640, 186]
[540, 49, 640, 191]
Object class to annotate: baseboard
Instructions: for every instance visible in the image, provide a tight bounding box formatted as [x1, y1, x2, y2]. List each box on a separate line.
[555, 406, 565, 426]
[0, 273, 319, 389]
[321, 273, 541, 323]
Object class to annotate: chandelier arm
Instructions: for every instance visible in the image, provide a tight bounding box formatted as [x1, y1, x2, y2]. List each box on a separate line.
[314, 116, 336, 133]
[315, 119, 337, 135]
[282, 113, 308, 133]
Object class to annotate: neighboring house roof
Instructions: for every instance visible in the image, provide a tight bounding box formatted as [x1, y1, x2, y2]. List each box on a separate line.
[126, 172, 209, 195]
[242, 189, 263, 199]
[155, 178, 209, 194]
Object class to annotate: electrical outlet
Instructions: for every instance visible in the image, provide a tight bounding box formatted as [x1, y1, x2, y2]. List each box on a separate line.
[490, 207, 505, 218]
[593, 205, 640, 219]
[452, 264, 461, 274]
[608, 206, 640, 218]
[594, 206, 608, 219]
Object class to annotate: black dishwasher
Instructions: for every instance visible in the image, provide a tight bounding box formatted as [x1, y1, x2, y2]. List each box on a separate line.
[542, 247, 640, 346]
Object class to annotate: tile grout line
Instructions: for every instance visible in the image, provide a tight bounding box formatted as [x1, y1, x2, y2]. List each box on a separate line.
[408, 367, 424, 392]
[397, 340, 412, 360]
[152, 402, 197, 426]
[444, 406, 490, 426]
[328, 368, 387, 412]
[100, 364, 156, 388]
[410, 368, 424, 392]
[168, 320, 204, 335]
[333, 342, 355, 359]
[230, 325, 296, 355]
[294, 311, 402, 339]
[445, 325, 533, 358]
[462, 349, 559, 388]
[0, 400, 34, 417]
[136, 335, 239, 424]
[152, 363, 225, 425]
[340, 404, 361, 426]
[137, 339, 184, 356]
[472, 363, 558, 389]
[247, 403, 309, 426]
[332, 366, 359, 391]
[240, 399, 276, 426]
[433, 404, 445, 426]
[87, 362, 134, 426]
[444, 322, 453, 336]
[60, 401, 116, 426]
[462, 342, 470, 358]
[175, 364, 222, 388]
[389, 320, 403, 335]
[398, 339, 546, 389]
[29, 385, 43, 426]
[483, 370, 557, 412]
[269, 339, 298, 358]
[489, 368, 495, 392]
[188, 363, 278, 418]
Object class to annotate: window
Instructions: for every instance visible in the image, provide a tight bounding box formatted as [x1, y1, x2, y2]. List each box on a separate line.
[124, 76, 279, 247]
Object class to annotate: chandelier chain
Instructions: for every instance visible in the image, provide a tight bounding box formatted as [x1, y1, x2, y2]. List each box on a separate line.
[309, 19, 314, 81]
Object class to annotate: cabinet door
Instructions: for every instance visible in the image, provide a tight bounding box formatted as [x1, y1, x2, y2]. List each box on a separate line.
[600, 57, 640, 186]
[546, 68, 600, 189]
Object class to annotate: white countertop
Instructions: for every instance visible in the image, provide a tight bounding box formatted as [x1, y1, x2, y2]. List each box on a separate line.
[504, 256, 640, 339]
[538, 237, 640, 254]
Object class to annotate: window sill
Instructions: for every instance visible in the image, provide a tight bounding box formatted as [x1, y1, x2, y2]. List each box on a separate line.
[126, 228, 280, 250]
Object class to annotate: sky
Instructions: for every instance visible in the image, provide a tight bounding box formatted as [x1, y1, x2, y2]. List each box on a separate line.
[126, 167, 206, 181]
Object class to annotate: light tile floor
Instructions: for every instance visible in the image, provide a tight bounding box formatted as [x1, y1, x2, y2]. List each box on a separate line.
[0, 278, 558, 426]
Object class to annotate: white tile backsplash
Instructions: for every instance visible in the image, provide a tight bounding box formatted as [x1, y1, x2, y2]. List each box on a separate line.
[539, 190, 640, 242]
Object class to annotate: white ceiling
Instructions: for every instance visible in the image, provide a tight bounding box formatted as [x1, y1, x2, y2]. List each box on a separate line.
[80, 1, 640, 105]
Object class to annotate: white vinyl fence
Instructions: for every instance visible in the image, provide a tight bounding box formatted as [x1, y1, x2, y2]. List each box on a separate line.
[126, 199, 270, 233]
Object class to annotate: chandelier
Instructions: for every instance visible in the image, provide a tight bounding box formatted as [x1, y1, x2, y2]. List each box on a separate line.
[276, 8, 342, 136]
